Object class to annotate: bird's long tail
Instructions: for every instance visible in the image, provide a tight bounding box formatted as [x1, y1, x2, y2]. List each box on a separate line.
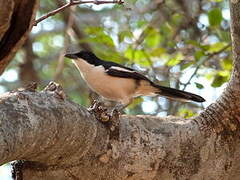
[152, 84, 205, 102]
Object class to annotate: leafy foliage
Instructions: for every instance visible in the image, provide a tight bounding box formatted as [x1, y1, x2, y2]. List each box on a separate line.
[0, 0, 232, 117]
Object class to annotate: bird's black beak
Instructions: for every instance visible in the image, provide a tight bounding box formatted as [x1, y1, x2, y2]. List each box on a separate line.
[64, 53, 78, 59]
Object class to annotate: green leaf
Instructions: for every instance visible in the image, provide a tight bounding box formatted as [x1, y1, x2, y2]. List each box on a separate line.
[97, 51, 126, 64]
[180, 62, 194, 70]
[124, 48, 150, 67]
[187, 40, 200, 47]
[200, 44, 210, 51]
[194, 50, 205, 61]
[218, 70, 230, 77]
[124, 46, 134, 60]
[178, 107, 196, 118]
[85, 26, 115, 47]
[167, 52, 183, 66]
[85, 26, 104, 34]
[208, 8, 222, 26]
[211, 72, 229, 87]
[135, 50, 151, 67]
[217, 30, 231, 42]
[118, 31, 133, 43]
[220, 58, 232, 71]
[209, 0, 222, 2]
[205, 72, 215, 80]
[128, 97, 143, 109]
[171, 13, 183, 26]
[134, 50, 145, 60]
[195, 82, 204, 89]
[208, 42, 227, 53]
[137, 20, 147, 28]
[160, 23, 173, 38]
[150, 48, 165, 57]
[144, 27, 161, 48]
[145, 34, 161, 48]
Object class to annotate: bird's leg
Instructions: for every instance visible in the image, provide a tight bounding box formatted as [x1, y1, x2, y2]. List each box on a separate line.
[106, 101, 132, 132]
[87, 100, 110, 122]
[87, 100, 102, 112]
[110, 99, 132, 116]
[88, 95, 109, 112]
[111, 104, 125, 115]
[88, 99, 131, 125]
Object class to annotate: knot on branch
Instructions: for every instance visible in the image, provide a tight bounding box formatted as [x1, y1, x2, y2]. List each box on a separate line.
[24, 82, 38, 92]
[16, 82, 38, 96]
[43, 81, 66, 100]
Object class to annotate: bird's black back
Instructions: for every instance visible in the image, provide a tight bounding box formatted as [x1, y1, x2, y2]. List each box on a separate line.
[75, 51, 134, 71]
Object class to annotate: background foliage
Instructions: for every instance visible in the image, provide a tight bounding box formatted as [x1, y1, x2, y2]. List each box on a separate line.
[0, 0, 231, 118]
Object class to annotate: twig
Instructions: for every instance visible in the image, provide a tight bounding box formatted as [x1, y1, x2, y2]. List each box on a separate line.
[182, 43, 231, 91]
[54, 6, 75, 81]
[33, 0, 124, 26]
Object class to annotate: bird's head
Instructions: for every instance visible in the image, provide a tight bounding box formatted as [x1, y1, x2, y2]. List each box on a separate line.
[64, 51, 98, 65]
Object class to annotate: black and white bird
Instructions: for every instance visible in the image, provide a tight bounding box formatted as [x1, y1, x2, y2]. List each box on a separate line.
[65, 51, 205, 109]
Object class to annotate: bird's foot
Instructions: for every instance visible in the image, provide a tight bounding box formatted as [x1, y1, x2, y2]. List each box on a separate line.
[88, 103, 121, 140]
[87, 100, 101, 112]
[110, 108, 120, 120]
[87, 101, 121, 126]
[88, 100, 109, 122]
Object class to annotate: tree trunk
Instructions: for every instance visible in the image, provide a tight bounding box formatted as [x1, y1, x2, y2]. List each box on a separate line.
[0, 0, 38, 75]
[0, 0, 240, 180]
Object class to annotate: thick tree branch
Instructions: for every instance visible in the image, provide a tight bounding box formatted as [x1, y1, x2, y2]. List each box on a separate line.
[0, 82, 240, 179]
[0, 82, 103, 166]
[0, 0, 14, 41]
[0, 0, 38, 75]
[229, 0, 240, 89]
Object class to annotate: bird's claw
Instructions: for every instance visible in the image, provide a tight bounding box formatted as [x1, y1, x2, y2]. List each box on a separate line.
[110, 108, 120, 120]
[87, 101, 120, 124]
[87, 100, 101, 112]
[88, 100, 110, 122]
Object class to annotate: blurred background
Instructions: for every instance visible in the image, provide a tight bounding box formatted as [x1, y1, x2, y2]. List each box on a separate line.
[0, 0, 232, 178]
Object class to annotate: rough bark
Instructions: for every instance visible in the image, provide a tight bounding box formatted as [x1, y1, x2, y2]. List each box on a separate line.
[0, 0, 240, 180]
[0, 0, 38, 75]
[0, 82, 239, 180]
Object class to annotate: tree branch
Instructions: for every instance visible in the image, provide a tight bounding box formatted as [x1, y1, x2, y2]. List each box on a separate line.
[33, 0, 124, 26]
[0, 82, 102, 166]
[54, 6, 75, 81]
[20, 38, 40, 85]
[229, 0, 240, 89]
[0, 0, 38, 75]
[0, 82, 240, 179]
[56, 0, 92, 51]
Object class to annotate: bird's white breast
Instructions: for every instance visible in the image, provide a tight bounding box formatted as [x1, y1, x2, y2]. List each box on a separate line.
[72, 59, 136, 104]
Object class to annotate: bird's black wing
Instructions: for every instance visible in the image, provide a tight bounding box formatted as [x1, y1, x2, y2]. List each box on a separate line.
[98, 57, 151, 81]
[100, 60, 135, 71]
[105, 66, 151, 82]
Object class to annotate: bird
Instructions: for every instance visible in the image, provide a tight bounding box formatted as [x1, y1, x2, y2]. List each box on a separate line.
[64, 50, 205, 110]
